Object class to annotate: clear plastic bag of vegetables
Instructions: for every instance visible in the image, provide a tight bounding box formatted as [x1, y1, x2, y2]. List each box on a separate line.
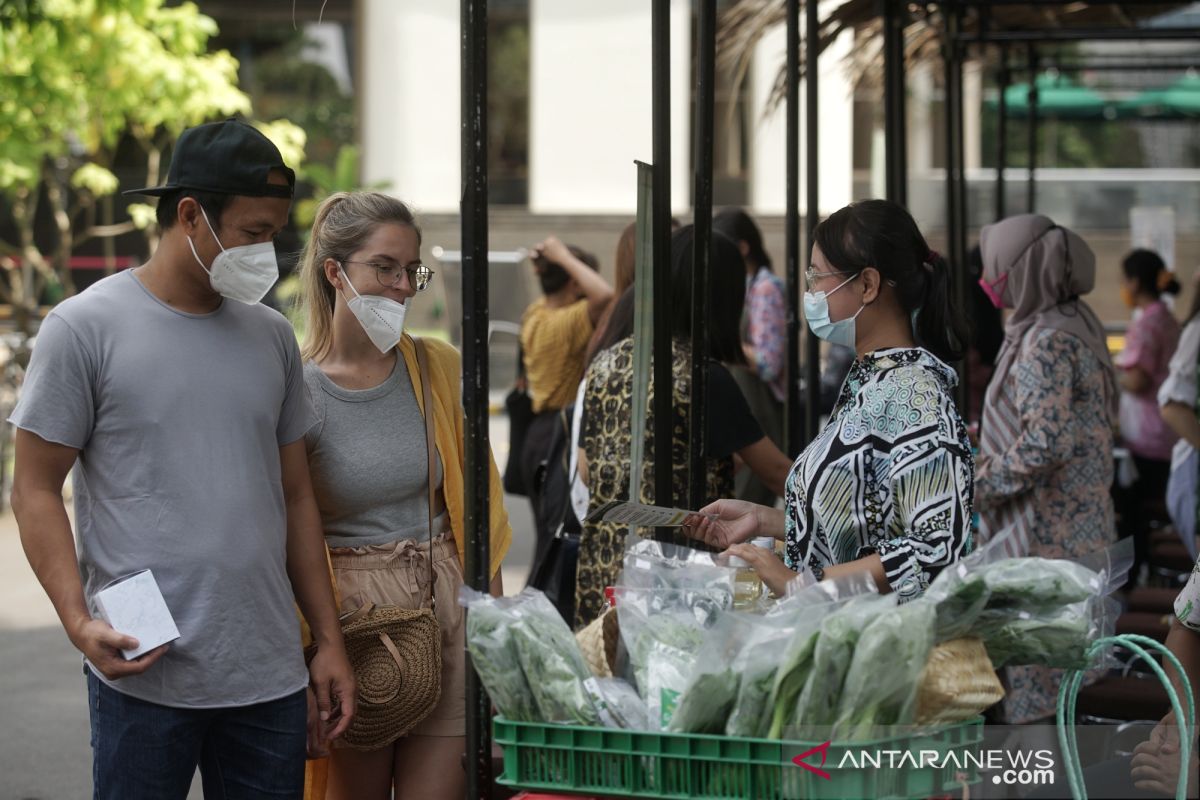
[765, 572, 882, 740]
[926, 533, 1132, 646]
[459, 588, 537, 720]
[833, 597, 937, 740]
[782, 593, 898, 739]
[614, 586, 723, 730]
[620, 537, 739, 607]
[461, 587, 599, 725]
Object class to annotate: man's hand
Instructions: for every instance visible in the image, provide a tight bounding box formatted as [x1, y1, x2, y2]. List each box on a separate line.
[534, 236, 572, 266]
[70, 617, 168, 680]
[306, 687, 332, 759]
[308, 644, 356, 743]
[1130, 712, 1199, 797]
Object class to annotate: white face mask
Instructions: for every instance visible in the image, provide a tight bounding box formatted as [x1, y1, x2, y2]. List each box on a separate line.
[339, 265, 407, 353]
[186, 207, 279, 305]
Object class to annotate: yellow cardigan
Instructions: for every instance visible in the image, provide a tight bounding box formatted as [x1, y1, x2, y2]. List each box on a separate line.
[397, 332, 512, 578]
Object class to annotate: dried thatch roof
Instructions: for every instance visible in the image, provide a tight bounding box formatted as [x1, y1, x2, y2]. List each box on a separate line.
[720, 1, 1195, 109]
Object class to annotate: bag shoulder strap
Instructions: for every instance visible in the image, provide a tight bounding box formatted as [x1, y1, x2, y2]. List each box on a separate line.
[414, 337, 437, 613]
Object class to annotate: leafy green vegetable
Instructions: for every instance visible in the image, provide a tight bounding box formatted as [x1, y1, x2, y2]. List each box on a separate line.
[667, 667, 739, 733]
[834, 599, 936, 740]
[509, 593, 600, 725]
[981, 604, 1092, 669]
[464, 596, 537, 721]
[980, 558, 1096, 610]
[789, 595, 895, 737]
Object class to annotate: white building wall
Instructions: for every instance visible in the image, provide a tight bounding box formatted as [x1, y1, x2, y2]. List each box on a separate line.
[361, 1, 857, 218]
[748, 18, 856, 217]
[360, 0, 461, 212]
[528, 0, 691, 214]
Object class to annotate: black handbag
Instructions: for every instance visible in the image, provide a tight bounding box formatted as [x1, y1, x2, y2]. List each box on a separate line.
[526, 408, 582, 624]
[502, 346, 533, 496]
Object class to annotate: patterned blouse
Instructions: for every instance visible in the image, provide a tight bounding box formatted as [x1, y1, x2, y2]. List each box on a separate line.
[745, 267, 788, 403]
[574, 337, 762, 628]
[1178, 557, 1200, 632]
[976, 328, 1117, 724]
[784, 348, 974, 602]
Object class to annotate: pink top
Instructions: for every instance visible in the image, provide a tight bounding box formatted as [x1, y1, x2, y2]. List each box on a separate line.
[1118, 300, 1181, 461]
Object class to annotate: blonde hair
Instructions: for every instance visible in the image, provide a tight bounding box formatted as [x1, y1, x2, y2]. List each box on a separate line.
[298, 192, 422, 362]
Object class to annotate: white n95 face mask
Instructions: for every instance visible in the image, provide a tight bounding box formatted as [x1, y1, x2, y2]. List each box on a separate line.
[339, 265, 407, 353]
[187, 207, 279, 305]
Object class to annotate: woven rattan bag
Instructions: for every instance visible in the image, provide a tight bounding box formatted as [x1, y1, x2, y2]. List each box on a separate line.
[915, 636, 1005, 726]
[336, 600, 442, 749]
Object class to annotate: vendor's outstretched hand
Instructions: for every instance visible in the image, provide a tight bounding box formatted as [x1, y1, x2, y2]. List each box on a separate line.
[682, 499, 763, 550]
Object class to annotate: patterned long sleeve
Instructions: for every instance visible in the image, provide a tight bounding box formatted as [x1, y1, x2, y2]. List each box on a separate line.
[879, 441, 974, 599]
[747, 275, 787, 384]
[976, 332, 1078, 507]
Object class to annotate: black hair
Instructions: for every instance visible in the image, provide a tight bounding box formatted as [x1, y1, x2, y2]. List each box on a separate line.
[155, 189, 232, 231]
[588, 286, 636, 368]
[534, 244, 599, 295]
[814, 199, 968, 363]
[670, 225, 747, 365]
[713, 207, 771, 272]
[1123, 248, 1179, 299]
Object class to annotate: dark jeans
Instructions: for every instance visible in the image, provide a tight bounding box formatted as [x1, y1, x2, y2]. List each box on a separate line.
[86, 667, 306, 800]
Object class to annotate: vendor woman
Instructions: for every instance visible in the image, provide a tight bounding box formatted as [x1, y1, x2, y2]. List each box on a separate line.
[686, 199, 975, 601]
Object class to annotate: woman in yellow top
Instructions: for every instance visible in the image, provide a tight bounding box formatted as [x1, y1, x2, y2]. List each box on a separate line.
[297, 192, 510, 799]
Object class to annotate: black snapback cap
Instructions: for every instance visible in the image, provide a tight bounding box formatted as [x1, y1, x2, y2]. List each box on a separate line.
[123, 119, 295, 199]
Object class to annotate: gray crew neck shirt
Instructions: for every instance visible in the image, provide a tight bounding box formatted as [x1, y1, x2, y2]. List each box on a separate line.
[304, 358, 445, 548]
[9, 270, 315, 708]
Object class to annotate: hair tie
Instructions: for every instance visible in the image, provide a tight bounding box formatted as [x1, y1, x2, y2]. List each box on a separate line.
[1157, 269, 1175, 291]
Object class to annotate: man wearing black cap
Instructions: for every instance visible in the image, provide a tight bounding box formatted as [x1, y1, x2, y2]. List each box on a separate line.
[9, 119, 354, 798]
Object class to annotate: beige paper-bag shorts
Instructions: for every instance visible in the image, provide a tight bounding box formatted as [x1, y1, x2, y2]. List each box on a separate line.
[329, 533, 466, 739]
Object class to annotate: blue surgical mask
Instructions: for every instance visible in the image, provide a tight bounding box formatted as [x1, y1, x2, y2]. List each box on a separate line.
[803, 274, 862, 348]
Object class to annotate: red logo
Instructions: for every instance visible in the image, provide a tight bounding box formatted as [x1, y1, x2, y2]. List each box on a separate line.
[791, 741, 833, 780]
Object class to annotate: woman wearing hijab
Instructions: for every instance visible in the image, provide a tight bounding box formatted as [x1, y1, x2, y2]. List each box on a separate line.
[975, 213, 1119, 724]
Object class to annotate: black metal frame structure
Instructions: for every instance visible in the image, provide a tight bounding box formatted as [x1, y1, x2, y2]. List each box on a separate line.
[456, 2, 1200, 794]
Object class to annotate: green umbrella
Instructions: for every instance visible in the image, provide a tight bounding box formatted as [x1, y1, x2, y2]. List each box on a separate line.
[986, 72, 1115, 120]
[1119, 73, 1200, 119]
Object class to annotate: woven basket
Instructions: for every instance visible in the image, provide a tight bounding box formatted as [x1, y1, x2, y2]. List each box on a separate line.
[339, 604, 442, 751]
[576, 607, 620, 678]
[915, 636, 1005, 726]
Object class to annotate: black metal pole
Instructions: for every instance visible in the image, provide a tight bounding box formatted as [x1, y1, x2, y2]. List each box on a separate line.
[803, 0, 821, 445]
[883, 0, 908, 206]
[944, 2, 968, 408]
[785, 0, 802, 456]
[960, 27, 1200, 43]
[460, 0, 491, 796]
[652, 0, 674, 529]
[996, 44, 1009, 221]
[689, 0, 715, 513]
[1026, 43, 1037, 213]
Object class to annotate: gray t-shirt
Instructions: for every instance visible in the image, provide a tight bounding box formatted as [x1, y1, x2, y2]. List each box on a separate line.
[304, 359, 445, 548]
[10, 271, 314, 708]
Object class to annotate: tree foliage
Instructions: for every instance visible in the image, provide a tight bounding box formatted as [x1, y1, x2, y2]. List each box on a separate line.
[0, 0, 303, 330]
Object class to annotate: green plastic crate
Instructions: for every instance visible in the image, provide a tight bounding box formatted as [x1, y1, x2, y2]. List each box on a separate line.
[494, 717, 984, 800]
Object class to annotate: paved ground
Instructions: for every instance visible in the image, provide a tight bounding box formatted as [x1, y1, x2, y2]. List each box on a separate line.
[0, 412, 533, 800]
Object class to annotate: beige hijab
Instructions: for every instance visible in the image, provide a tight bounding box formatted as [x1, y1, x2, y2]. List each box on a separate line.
[979, 213, 1118, 422]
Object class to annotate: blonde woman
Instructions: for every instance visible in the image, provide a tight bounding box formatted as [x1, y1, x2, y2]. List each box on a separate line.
[297, 192, 510, 799]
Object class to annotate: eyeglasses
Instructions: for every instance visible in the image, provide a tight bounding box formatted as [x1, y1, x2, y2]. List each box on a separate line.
[343, 260, 435, 292]
[804, 267, 857, 285]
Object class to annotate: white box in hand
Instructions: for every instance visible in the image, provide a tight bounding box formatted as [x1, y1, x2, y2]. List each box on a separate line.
[93, 570, 180, 660]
